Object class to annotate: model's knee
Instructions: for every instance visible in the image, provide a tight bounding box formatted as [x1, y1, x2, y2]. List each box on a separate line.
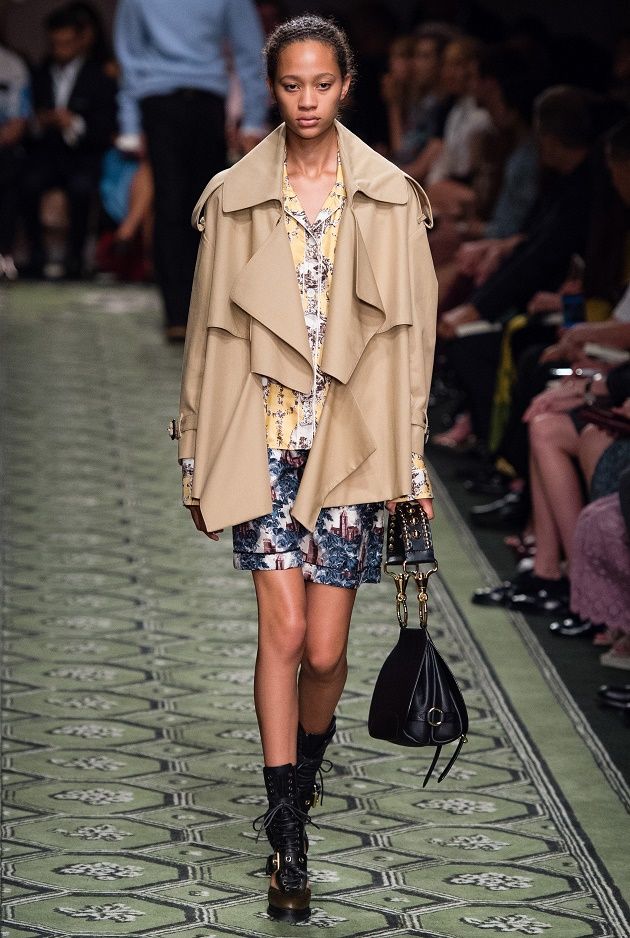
[302, 649, 347, 683]
[258, 611, 306, 664]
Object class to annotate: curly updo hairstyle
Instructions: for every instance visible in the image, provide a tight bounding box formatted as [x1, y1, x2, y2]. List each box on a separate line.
[264, 15, 356, 86]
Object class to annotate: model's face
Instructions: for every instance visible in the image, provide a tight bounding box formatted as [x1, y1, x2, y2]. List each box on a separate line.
[271, 41, 350, 140]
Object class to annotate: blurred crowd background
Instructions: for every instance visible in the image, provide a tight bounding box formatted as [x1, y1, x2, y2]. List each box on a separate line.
[1, 0, 630, 698]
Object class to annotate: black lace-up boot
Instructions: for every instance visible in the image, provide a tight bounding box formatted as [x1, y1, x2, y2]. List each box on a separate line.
[254, 763, 310, 922]
[296, 717, 336, 814]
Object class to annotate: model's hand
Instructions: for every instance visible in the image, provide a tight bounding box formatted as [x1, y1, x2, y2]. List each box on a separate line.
[186, 504, 222, 540]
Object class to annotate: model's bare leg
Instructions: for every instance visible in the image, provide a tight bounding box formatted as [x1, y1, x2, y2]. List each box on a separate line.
[252, 567, 312, 918]
[252, 568, 307, 766]
[298, 582, 356, 733]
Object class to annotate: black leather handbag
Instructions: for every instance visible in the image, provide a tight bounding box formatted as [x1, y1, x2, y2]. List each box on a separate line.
[368, 502, 468, 786]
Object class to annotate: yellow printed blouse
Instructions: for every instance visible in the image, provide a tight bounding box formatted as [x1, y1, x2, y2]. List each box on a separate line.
[181, 154, 432, 502]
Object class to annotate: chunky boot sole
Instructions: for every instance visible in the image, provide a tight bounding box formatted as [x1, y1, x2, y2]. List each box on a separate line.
[267, 884, 311, 922]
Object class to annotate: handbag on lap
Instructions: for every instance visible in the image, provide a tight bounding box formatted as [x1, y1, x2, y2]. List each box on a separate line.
[368, 502, 468, 786]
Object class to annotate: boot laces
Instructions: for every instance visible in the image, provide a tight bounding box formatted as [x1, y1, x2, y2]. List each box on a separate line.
[297, 757, 333, 806]
[252, 798, 315, 843]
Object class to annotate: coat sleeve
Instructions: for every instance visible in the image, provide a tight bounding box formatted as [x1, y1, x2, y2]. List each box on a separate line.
[407, 181, 438, 457]
[176, 184, 223, 461]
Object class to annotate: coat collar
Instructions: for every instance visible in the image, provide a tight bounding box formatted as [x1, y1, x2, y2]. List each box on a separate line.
[221, 120, 409, 213]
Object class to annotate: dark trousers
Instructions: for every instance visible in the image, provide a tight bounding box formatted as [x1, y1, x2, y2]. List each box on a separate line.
[447, 330, 503, 443]
[446, 319, 559, 448]
[0, 145, 24, 255]
[141, 89, 226, 328]
[21, 148, 100, 269]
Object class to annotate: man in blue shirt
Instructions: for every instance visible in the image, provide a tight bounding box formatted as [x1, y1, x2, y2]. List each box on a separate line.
[114, 0, 268, 340]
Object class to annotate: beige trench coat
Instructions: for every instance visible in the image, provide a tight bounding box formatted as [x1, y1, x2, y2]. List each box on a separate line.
[177, 120, 437, 532]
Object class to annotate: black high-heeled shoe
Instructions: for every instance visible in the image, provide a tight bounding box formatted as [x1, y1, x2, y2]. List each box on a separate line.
[296, 717, 336, 814]
[254, 763, 311, 922]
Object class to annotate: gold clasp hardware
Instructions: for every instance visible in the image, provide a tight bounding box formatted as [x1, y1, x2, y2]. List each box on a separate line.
[407, 562, 437, 627]
[412, 570, 430, 627]
[385, 567, 410, 627]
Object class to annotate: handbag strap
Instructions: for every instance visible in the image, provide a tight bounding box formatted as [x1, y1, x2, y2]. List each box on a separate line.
[385, 502, 438, 627]
[386, 501, 437, 567]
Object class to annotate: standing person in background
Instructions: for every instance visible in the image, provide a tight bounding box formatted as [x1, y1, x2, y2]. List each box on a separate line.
[114, 0, 268, 343]
[21, 5, 117, 280]
[0, 42, 31, 280]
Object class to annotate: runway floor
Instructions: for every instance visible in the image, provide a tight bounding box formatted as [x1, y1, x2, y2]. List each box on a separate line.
[2, 284, 629, 937]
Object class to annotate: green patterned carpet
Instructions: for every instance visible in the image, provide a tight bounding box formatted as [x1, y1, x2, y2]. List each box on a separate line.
[1, 284, 629, 938]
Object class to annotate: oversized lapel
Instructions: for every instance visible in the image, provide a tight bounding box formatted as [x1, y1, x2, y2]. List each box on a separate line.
[321, 122, 412, 384]
[229, 215, 313, 380]
[224, 125, 313, 387]
[321, 207, 385, 383]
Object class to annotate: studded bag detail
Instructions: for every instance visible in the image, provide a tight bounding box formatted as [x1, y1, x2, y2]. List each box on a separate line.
[368, 502, 469, 786]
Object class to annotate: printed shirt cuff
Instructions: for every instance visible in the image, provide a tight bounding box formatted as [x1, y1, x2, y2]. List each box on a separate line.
[411, 451, 433, 499]
[181, 458, 196, 506]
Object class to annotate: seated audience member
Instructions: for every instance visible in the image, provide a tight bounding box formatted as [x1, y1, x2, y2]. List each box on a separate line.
[590, 469, 630, 686]
[432, 86, 604, 451]
[97, 148, 153, 282]
[0, 43, 31, 279]
[387, 23, 454, 165]
[568, 453, 630, 668]
[21, 5, 117, 278]
[472, 359, 630, 615]
[65, 1, 117, 76]
[468, 116, 630, 498]
[431, 43, 541, 277]
[381, 35, 416, 158]
[466, 45, 540, 239]
[439, 86, 600, 338]
[422, 37, 493, 216]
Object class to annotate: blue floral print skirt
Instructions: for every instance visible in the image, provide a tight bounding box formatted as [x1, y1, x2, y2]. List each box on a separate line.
[233, 449, 385, 589]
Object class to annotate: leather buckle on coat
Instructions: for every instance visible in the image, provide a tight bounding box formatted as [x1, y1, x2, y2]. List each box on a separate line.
[167, 417, 181, 441]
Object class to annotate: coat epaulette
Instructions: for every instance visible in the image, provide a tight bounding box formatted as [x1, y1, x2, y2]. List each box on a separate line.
[403, 174, 433, 229]
[191, 169, 230, 231]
